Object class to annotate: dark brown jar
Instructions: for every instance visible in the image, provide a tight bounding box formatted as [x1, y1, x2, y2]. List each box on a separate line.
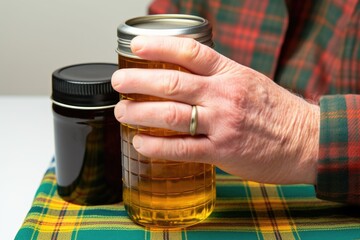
[52, 63, 122, 205]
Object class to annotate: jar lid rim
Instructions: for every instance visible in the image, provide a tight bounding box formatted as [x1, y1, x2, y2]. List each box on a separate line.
[52, 63, 119, 107]
[117, 14, 213, 58]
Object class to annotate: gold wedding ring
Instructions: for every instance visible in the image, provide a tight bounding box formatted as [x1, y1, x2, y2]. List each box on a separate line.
[189, 105, 198, 136]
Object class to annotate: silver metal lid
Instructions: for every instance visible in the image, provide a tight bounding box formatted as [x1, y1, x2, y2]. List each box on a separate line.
[117, 14, 213, 58]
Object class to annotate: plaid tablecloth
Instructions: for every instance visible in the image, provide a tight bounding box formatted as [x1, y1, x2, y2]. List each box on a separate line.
[16, 161, 360, 240]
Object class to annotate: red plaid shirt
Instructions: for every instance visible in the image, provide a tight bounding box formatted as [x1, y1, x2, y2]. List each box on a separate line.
[149, 0, 360, 205]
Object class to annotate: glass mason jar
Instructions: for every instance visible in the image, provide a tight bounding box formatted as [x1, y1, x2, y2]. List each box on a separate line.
[117, 14, 216, 229]
[52, 63, 122, 205]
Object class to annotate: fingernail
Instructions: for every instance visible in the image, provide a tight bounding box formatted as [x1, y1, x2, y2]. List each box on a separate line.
[111, 70, 124, 90]
[133, 135, 142, 150]
[115, 102, 126, 120]
[131, 36, 145, 54]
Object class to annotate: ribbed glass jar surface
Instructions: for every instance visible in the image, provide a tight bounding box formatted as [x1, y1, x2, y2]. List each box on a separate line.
[117, 15, 216, 229]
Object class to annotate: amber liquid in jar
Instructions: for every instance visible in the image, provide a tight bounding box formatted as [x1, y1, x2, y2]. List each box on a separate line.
[119, 56, 216, 228]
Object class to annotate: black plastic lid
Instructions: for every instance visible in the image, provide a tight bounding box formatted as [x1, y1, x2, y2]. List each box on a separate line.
[52, 63, 119, 107]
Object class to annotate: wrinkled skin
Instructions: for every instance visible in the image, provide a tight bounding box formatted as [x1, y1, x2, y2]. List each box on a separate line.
[112, 36, 320, 185]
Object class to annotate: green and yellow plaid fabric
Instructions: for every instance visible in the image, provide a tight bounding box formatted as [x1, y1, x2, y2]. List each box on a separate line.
[16, 162, 360, 240]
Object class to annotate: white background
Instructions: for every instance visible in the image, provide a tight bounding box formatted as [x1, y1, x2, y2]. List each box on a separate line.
[0, 1, 152, 239]
[0, 97, 53, 240]
[0, 0, 153, 96]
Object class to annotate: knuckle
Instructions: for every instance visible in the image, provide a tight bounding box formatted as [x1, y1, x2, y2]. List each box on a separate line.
[223, 87, 247, 129]
[164, 104, 180, 128]
[164, 71, 182, 97]
[181, 38, 202, 62]
[173, 139, 189, 159]
[230, 92, 247, 111]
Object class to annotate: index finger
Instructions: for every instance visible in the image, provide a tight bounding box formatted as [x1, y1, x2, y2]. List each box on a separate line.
[131, 36, 229, 76]
[111, 68, 209, 105]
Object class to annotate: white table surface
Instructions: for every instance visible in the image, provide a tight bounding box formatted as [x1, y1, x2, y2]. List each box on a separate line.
[0, 96, 54, 240]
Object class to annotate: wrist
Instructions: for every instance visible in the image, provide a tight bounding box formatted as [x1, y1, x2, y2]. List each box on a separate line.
[295, 101, 320, 184]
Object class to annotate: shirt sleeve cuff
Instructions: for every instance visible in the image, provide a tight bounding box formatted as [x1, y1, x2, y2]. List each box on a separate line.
[316, 94, 360, 205]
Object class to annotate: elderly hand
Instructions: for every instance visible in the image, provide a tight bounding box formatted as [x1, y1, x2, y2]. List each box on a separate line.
[111, 36, 320, 185]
